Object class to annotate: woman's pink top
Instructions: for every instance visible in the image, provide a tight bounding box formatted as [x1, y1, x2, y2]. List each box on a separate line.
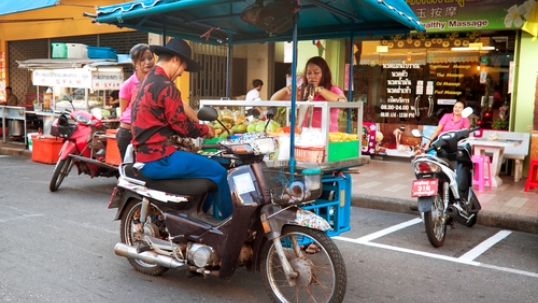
[439, 113, 470, 133]
[118, 73, 140, 124]
[301, 85, 343, 132]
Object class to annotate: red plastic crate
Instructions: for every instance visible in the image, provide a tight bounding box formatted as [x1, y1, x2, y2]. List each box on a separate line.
[32, 135, 63, 164]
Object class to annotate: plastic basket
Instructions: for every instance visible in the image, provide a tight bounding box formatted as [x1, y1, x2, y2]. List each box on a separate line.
[294, 146, 325, 163]
[87, 46, 117, 59]
[262, 166, 322, 206]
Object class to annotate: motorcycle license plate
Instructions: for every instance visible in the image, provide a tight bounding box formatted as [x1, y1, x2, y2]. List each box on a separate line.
[411, 179, 438, 197]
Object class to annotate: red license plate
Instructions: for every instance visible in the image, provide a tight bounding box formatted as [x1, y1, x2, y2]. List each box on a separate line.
[411, 179, 438, 197]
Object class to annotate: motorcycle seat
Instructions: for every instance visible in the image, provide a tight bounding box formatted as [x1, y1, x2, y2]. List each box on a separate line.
[124, 164, 217, 196]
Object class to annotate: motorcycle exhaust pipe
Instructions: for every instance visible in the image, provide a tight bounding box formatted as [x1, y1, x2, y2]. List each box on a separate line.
[114, 242, 185, 269]
[446, 205, 469, 225]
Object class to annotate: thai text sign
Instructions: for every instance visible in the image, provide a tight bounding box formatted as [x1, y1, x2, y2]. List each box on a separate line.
[32, 69, 123, 90]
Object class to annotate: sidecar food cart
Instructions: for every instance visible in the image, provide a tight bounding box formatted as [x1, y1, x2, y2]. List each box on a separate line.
[86, 0, 424, 235]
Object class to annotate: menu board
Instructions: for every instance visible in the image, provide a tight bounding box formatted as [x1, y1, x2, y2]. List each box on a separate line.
[380, 64, 420, 119]
[430, 63, 468, 104]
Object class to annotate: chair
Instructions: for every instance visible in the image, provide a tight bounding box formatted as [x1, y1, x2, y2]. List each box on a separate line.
[471, 155, 492, 192]
[524, 159, 538, 192]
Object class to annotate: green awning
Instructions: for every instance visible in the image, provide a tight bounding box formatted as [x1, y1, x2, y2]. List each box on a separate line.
[85, 0, 425, 45]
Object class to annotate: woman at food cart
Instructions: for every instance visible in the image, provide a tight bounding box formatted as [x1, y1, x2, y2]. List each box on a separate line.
[424, 100, 470, 150]
[270, 56, 347, 132]
[116, 44, 156, 161]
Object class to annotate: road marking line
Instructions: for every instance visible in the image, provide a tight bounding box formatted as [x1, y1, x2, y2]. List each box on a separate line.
[333, 236, 538, 278]
[334, 236, 477, 264]
[352, 218, 422, 243]
[458, 230, 512, 262]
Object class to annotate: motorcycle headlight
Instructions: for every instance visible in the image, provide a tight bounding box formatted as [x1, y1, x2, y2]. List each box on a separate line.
[413, 162, 440, 174]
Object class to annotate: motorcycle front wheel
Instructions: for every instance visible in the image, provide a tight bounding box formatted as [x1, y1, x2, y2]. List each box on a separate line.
[424, 193, 446, 248]
[120, 199, 169, 276]
[261, 225, 346, 303]
[49, 157, 73, 192]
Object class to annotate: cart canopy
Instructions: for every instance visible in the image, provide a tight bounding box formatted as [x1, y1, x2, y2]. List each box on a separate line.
[85, 0, 425, 45]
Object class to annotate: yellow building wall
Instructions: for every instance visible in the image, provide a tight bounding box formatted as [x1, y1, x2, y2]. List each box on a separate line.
[0, 1, 198, 105]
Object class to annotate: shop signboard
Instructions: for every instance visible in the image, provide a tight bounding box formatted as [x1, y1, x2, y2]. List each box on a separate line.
[32, 68, 123, 91]
[406, 0, 537, 32]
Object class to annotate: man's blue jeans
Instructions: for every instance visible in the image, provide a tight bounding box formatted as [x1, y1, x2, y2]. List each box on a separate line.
[140, 150, 232, 218]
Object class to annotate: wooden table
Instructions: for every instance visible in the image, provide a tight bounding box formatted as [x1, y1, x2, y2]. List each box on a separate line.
[466, 138, 522, 187]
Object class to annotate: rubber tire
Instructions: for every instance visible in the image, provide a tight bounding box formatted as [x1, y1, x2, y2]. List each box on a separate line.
[49, 157, 73, 192]
[119, 199, 169, 276]
[260, 225, 346, 303]
[424, 193, 446, 248]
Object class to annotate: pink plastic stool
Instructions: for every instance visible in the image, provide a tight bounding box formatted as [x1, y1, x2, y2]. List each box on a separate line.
[471, 155, 492, 192]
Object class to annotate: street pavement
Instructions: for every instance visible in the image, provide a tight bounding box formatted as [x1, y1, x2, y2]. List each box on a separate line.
[1, 142, 537, 234]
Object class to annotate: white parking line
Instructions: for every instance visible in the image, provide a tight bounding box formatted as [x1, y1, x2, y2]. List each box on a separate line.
[353, 218, 422, 243]
[458, 230, 512, 262]
[333, 223, 538, 279]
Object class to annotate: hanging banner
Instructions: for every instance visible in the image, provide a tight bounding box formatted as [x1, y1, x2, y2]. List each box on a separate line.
[406, 0, 537, 32]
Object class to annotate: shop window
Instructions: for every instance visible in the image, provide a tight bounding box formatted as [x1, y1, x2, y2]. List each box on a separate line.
[351, 32, 514, 131]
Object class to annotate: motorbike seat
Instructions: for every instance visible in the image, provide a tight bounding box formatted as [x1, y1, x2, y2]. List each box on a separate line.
[124, 164, 217, 196]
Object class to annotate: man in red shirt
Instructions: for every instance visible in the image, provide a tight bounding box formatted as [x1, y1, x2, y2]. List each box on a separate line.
[130, 38, 232, 218]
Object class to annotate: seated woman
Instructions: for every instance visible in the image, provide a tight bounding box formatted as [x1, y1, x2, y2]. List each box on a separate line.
[271, 56, 347, 132]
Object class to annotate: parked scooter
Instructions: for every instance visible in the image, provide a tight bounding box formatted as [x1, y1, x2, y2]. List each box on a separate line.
[49, 95, 118, 192]
[108, 107, 347, 303]
[410, 107, 481, 248]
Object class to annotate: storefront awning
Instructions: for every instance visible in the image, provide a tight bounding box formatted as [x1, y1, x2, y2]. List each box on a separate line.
[84, 0, 424, 45]
[0, 1, 60, 17]
[359, 51, 482, 66]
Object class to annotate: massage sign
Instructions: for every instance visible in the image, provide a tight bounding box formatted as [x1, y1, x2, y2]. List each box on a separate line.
[431, 63, 466, 105]
[381, 64, 420, 119]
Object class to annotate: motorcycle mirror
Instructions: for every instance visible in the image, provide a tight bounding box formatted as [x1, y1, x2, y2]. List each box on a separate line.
[197, 106, 218, 121]
[266, 107, 278, 120]
[411, 129, 423, 137]
[462, 107, 473, 118]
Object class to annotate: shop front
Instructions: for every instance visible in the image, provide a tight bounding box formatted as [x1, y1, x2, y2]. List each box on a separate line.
[349, 0, 537, 162]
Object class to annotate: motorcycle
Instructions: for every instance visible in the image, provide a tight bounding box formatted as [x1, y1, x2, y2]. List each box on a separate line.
[49, 96, 118, 192]
[410, 107, 482, 248]
[108, 106, 347, 303]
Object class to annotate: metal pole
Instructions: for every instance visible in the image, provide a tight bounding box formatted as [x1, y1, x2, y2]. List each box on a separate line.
[288, 1, 299, 169]
[226, 34, 232, 99]
[347, 26, 355, 133]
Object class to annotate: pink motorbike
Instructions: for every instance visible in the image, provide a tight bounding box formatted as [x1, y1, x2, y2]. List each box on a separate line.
[49, 97, 118, 192]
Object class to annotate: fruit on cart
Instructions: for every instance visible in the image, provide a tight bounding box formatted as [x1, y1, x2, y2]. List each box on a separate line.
[329, 132, 359, 142]
[280, 125, 301, 134]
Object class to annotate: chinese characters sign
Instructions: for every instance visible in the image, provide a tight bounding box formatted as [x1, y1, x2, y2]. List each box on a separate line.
[406, 0, 537, 32]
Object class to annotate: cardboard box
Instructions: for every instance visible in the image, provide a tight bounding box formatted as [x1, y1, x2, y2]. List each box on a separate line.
[32, 135, 63, 164]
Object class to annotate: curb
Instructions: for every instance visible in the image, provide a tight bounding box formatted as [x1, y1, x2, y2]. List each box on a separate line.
[0, 146, 32, 157]
[352, 194, 538, 234]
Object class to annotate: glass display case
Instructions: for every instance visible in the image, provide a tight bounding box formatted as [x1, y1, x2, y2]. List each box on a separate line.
[198, 99, 368, 166]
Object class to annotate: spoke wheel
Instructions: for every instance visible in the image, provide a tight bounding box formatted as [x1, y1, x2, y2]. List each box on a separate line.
[424, 194, 446, 248]
[49, 157, 73, 192]
[261, 225, 346, 303]
[120, 199, 169, 276]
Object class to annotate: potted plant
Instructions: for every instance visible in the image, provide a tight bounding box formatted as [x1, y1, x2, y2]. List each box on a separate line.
[491, 118, 508, 130]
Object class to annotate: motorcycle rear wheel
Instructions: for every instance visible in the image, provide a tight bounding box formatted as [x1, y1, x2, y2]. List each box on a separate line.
[260, 226, 346, 303]
[120, 199, 169, 276]
[49, 157, 73, 192]
[424, 193, 446, 248]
